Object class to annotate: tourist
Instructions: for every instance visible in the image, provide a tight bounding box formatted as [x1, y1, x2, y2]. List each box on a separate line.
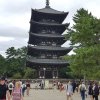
[26, 80, 30, 96]
[60, 82, 64, 92]
[8, 81, 14, 96]
[72, 80, 76, 93]
[65, 81, 73, 100]
[0, 76, 10, 100]
[40, 80, 45, 89]
[92, 82, 99, 100]
[22, 82, 26, 96]
[79, 82, 86, 100]
[88, 82, 93, 100]
[12, 81, 23, 100]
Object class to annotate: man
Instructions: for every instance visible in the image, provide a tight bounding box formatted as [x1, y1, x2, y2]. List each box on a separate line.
[0, 76, 10, 100]
[79, 82, 86, 100]
[66, 81, 73, 100]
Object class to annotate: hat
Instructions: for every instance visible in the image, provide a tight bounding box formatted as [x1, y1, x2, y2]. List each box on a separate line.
[0, 76, 5, 80]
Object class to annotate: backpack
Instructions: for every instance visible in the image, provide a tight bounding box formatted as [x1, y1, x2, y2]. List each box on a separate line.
[80, 85, 86, 92]
[22, 84, 26, 90]
[12, 88, 21, 100]
[9, 84, 13, 88]
[93, 86, 99, 96]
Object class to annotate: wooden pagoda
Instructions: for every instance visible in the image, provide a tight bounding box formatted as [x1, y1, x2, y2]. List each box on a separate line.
[26, 0, 72, 79]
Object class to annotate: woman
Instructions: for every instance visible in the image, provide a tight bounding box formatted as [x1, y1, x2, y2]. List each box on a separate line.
[26, 81, 30, 96]
[12, 81, 23, 100]
[66, 81, 73, 100]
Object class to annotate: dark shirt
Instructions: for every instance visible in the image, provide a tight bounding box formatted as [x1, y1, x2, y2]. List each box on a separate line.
[93, 86, 99, 96]
[88, 85, 93, 95]
[0, 84, 8, 99]
[26, 83, 30, 88]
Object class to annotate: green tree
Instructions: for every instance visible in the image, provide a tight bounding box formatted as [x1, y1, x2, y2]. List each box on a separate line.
[0, 54, 7, 76]
[5, 46, 27, 78]
[66, 8, 100, 79]
[24, 67, 37, 79]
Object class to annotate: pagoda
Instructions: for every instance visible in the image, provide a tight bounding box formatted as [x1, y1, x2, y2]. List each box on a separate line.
[26, 0, 72, 79]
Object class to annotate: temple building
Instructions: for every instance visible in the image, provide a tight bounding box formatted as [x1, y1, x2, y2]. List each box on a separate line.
[26, 0, 72, 79]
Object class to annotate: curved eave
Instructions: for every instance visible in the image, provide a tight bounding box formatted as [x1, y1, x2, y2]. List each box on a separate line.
[31, 9, 69, 23]
[30, 20, 69, 27]
[32, 8, 68, 15]
[26, 58, 69, 66]
[28, 45, 72, 52]
[30, 32, 65, 39]
[28, 37, 66, 45]
[30, 21, 69, 34]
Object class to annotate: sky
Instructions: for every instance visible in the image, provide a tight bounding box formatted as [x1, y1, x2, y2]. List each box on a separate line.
[0, 0, 100, 57]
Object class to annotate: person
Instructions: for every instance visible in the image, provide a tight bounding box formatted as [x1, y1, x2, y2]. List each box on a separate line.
[40, 80, 45, 89]
[65, 81, 73, 100]
[72, 80, 76, 93]
[79, 82, 86, 100]
[92, 82, 99, 100]
[8, 81, 14, 96]
[60, 82, 64, 92]
[21, 82, 26, 96]
[88, 82, 93, 100]
[12, 81, 23, 100]
[0, 76, 10, 100]
[26, 80, 30, 96]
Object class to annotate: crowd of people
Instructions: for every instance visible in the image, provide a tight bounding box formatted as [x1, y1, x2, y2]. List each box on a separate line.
[57, 80, 100, 100]
[0, 76, 100, 100]
[0, 76, 30, 100]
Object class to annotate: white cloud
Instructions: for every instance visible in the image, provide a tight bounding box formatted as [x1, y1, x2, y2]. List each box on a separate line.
[0, 36, 14, 42]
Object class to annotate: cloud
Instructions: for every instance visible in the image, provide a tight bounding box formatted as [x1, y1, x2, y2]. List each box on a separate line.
[0, 24, 28, 38]
[0, 37, 28, 57]
[0, 36, 14, 42]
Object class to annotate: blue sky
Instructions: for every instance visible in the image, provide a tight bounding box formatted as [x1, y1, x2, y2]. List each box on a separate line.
[0, 0, 100, 56]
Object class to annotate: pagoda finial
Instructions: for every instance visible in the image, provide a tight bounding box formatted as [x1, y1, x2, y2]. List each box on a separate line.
[46, 0, 50, 8]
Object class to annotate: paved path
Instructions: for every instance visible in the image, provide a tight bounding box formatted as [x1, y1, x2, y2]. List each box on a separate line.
[24, 89, 100, 100]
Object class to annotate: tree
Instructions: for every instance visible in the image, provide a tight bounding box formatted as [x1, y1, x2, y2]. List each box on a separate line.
[65, 8, 100, 79]
[0, 54, 7, 76]
[5, 46, 27, 78]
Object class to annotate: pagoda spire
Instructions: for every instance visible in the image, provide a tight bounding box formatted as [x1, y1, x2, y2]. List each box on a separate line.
[46, 0, 50, 8]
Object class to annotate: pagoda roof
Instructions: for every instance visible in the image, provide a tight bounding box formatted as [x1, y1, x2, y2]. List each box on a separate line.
[27, 57, 69, 66]
[28, 45, 72, 52]
[30, 32, 65, 39]
[32, 7, 68, 15]
[31, 20, 69, 26]
[30, 21, 69, 34]
[27, 46, 73, 56]
[31, 9, 68, 23]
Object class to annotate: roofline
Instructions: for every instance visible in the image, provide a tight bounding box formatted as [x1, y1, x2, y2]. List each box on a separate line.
[31, 8, 69, 15]
[28, 45, 73, 52]
[30, 20, 70, 27]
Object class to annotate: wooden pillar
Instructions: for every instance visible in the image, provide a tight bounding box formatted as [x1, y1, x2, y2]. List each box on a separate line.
[39, 70, 41, 78]
[56, 69, 58, 78]
[52, 70, 55, 78]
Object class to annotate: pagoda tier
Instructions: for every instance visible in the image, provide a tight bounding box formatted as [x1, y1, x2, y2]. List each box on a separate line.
[30, 20, 69, 34]
[31, 8, 69, 24]
[28, 33, 66, 45]
[26, 57, 69, 67]
[27, 45, 72, 57]
[30, 32, 65, 38]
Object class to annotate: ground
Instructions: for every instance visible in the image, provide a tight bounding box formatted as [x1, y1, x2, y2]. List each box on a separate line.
[24, 89, 100, 100]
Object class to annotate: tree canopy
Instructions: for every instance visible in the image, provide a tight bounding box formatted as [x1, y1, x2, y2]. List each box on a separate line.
[65, 8, 100, 79]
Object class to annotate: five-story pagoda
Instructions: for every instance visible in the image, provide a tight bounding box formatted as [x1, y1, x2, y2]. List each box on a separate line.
[26, 0, 72, 79]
